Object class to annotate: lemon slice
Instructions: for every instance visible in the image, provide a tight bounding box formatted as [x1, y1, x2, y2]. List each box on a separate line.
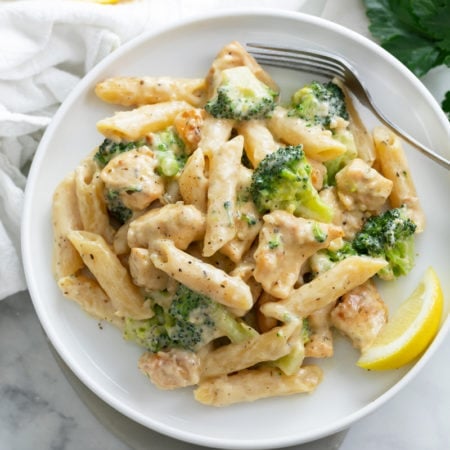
[357, 267, 444, 370]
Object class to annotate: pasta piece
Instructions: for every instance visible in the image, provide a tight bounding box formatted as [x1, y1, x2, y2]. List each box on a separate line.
[200, 323, 297, 379]
[67, 230, 152, 319]
[330, 280, 388, 352]
[256, 291, 279, 333]
[194, 365, 323, 407]
[128, 248, 169, 291]
[203, 135, 244, 257]
[127, 203, 205, 250]
[52, 173, 84, 279]
[220, 166, 262, 263]
[373, 126, 425, 232]
[178, 147, 209, 212]
[58, 274, 124, 329]
[261, 255, 388, 320]
[335, 158, 393, 213]
[74, 158, 114, 243]
[267, 106, 347, 161]
[253, 211, 343, 299]
[149, 239, 253, 313]
[198, 115, 234, 158]
[304, 303, 335, 358]
[236, 120, 278, 167]
[95, 76, 206, 107]
[96, 100, 192, 141]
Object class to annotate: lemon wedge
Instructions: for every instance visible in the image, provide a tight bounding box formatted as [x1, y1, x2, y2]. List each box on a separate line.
[357, 267, 444, 370]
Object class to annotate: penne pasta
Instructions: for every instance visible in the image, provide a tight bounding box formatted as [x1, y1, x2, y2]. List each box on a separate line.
[96, 100, 192, 141]
[200, 323, 297, 379]
[52, 173, 84, 279]
[203, 135, 243, 257]
[194, 365, 323, 407]
[95, 76, 207, 107]
[149, 239, 253, 313]
[261, 255, 388, 321]
[58, 274, 124, 329]
[267, 106, 347, 161]
[74, 158, 115, 243]
[67, 230, 152, 319]
[373, 125, 425, 232]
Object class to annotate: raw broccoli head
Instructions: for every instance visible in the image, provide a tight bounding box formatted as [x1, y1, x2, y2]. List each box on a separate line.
[288, 81, 348, 128]
[352, 207, 417, 280]
[93, 139, 144, 168]
[250, 145, 333, 222]
[123, 284, 257, 353]
[205, 66, 278, 120]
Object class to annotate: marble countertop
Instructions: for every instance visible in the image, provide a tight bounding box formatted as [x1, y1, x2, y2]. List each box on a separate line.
[1, 289, 450, 450]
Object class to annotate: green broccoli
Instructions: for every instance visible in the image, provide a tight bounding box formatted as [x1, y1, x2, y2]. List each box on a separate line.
[273, 318, 311, 376]
[250, 145, 333, 222]
[149, 127, 187, 177]
[205, 66, 278, 120]
[288, 81, 348, 128]
[313, 207, 417, 280]
[123, 283, 258, 353]
[94, 128, 186, 177]
[352, 206, 417, 280]
[93, 139, 144, 168]
[105, 189, 133, 224]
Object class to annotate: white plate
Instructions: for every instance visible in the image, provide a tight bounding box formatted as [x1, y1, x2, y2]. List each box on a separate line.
[22, 10, 450, 450]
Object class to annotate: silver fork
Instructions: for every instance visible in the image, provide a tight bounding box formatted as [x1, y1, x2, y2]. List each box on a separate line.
[247, 43, 450, 170]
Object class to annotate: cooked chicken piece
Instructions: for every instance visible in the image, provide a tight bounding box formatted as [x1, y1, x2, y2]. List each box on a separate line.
[127, 202, 205, 250]
[100, 147, 164, 211]
[304, 302, 335, 358]
[138, 349, 201, 390]
[330, 280, 388, 351]
[335, 158, 393, 213]
[128, 248, 169, 291]
[174, 108, 205, 153]
[308, 158, 327, 192]
[253, 210, 343, 299]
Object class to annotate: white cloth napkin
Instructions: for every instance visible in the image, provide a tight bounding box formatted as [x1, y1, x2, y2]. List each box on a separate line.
[0, 0, 310, 300]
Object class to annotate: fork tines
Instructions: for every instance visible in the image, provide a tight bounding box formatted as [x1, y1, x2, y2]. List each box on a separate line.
[246, 43, 346, 80]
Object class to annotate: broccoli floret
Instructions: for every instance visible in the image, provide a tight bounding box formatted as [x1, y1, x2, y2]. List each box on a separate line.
[123, 303, 172, 353]
[288, 81, 348, 128]
[105, 189, 133, 224]
[123, 284, 257, 353]
[93, 139, 144, 168]
[205, 66, 278, 120]
[326, 240, 357, 262]
[250, 145, 333, 222]
[352, 206, 417, 280]
[273, 318, 311, 376]
[148, 127, 187, 177]
[310, 208, 417, 280]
